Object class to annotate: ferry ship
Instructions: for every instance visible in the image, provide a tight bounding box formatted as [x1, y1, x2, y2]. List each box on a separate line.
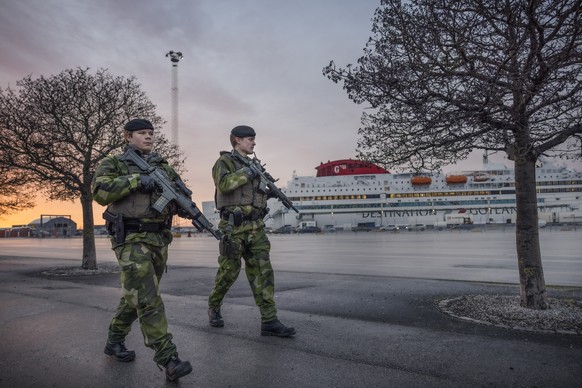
[267, 155, 582, 230]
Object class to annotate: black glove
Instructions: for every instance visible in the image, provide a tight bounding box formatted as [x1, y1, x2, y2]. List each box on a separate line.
[177, 207, 193, 219]
[174, 179, 192, 198]
[266, 189, 277, 199]
[140, 175, 159, 192]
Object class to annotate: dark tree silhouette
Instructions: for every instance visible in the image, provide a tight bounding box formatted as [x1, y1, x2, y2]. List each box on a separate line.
[324, 0, 582, 309]
[0, 68, 184, 269]
[0, 164, 35, 218]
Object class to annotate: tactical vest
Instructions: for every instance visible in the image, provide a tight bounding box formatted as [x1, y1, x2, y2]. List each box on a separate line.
[215, 152, 268, 210]
[106, 153, 173, 221]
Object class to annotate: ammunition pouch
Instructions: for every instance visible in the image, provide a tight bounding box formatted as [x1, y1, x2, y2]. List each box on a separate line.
[219, 235, 239, 259]
[219, 210, 238, 259]
[219, 237, 229, 256]
[103, 211, 124, 245]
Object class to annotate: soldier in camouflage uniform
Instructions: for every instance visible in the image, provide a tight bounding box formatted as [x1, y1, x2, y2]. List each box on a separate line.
[91, 119, 192, 381]
[207, 125, 296, 337]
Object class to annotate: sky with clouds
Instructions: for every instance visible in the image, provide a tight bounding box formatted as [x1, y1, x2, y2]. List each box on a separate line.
[1, 0, 580, 227]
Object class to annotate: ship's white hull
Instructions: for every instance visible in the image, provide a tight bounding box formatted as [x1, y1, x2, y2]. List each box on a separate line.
[268, 161, 582, 230]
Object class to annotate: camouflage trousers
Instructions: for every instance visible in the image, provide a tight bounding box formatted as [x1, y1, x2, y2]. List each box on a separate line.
[108, 240, 177, 365]
[208, 220, 277, 322]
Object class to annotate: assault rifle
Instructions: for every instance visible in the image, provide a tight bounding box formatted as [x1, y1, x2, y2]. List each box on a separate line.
[233, 154, 299, 213]
[123, 148, 222, 240]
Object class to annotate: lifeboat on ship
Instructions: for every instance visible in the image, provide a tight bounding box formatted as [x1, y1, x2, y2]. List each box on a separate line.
[411, 176, 432, 185]
[446, 175, 467, 184]
[473, 173, 491, 182]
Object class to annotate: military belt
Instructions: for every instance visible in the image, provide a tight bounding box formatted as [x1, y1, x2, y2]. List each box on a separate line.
[124, 221, 166, 234]
[220, 209, 264, 224]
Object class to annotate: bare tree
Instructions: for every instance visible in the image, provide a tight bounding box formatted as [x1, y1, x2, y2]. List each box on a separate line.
[0, 165, 35, 219]
[324, 0, 582, 309]
[0, 68, 185, 269]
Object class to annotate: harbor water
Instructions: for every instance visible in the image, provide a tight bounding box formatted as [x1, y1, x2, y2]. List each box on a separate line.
[0, 227, 580, 287]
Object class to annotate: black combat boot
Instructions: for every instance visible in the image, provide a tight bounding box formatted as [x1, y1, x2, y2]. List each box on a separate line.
[164, 355, 193, 381]
[104, 341, 136, 362]
[261, 319, 296, 337]
[208, 308, 224, 327]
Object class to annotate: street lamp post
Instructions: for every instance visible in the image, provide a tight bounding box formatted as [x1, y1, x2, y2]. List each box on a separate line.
[165, 50, 183, 145]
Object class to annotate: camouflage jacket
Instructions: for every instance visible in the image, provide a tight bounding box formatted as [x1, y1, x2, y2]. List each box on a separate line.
[213, 150, 268, 215]
[92, 146, 182, 246]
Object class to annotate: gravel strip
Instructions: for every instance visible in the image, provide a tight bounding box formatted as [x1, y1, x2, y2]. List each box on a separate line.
[40, 263, 121, 276]
[439, 294, 582, 335]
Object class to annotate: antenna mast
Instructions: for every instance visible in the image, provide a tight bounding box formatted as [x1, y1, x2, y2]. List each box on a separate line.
[165, 50, 183, 144]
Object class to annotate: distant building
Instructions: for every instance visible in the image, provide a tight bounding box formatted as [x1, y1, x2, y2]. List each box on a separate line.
[0, 226, 32, 238]
[28, 216, 77, 238]
[202, 201, 220, 226]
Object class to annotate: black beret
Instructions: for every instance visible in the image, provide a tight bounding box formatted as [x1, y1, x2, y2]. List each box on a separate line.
[231, 125, 256, 137]
[124, 119, 154, 132]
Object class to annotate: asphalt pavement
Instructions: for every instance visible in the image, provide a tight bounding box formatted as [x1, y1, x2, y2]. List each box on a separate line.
[0, 255, 581, 388]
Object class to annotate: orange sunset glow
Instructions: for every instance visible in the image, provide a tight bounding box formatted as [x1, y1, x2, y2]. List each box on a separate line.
[1, 187, 217, 229]
[0, 198, 104, 229]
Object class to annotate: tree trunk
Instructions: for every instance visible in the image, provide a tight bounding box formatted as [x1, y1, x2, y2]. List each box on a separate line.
[80, 189, 97, 270]
[514, 157, 549, 309]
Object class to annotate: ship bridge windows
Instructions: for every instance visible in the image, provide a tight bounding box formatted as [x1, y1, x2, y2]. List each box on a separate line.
[538, 187, 582, 194]
[386, 199, 517, 208]
[289, 187, 580, 204]
[538, 179, 582, 186]
[389, 189, 516, 199]
[289, 194, 383, 202]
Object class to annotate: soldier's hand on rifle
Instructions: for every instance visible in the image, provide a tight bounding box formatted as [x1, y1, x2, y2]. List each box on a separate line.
[177, 207, 193, 219]
[174, 179, 192, 198]
[139, 175, 160, 192]
[266, 188, 278, 199]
